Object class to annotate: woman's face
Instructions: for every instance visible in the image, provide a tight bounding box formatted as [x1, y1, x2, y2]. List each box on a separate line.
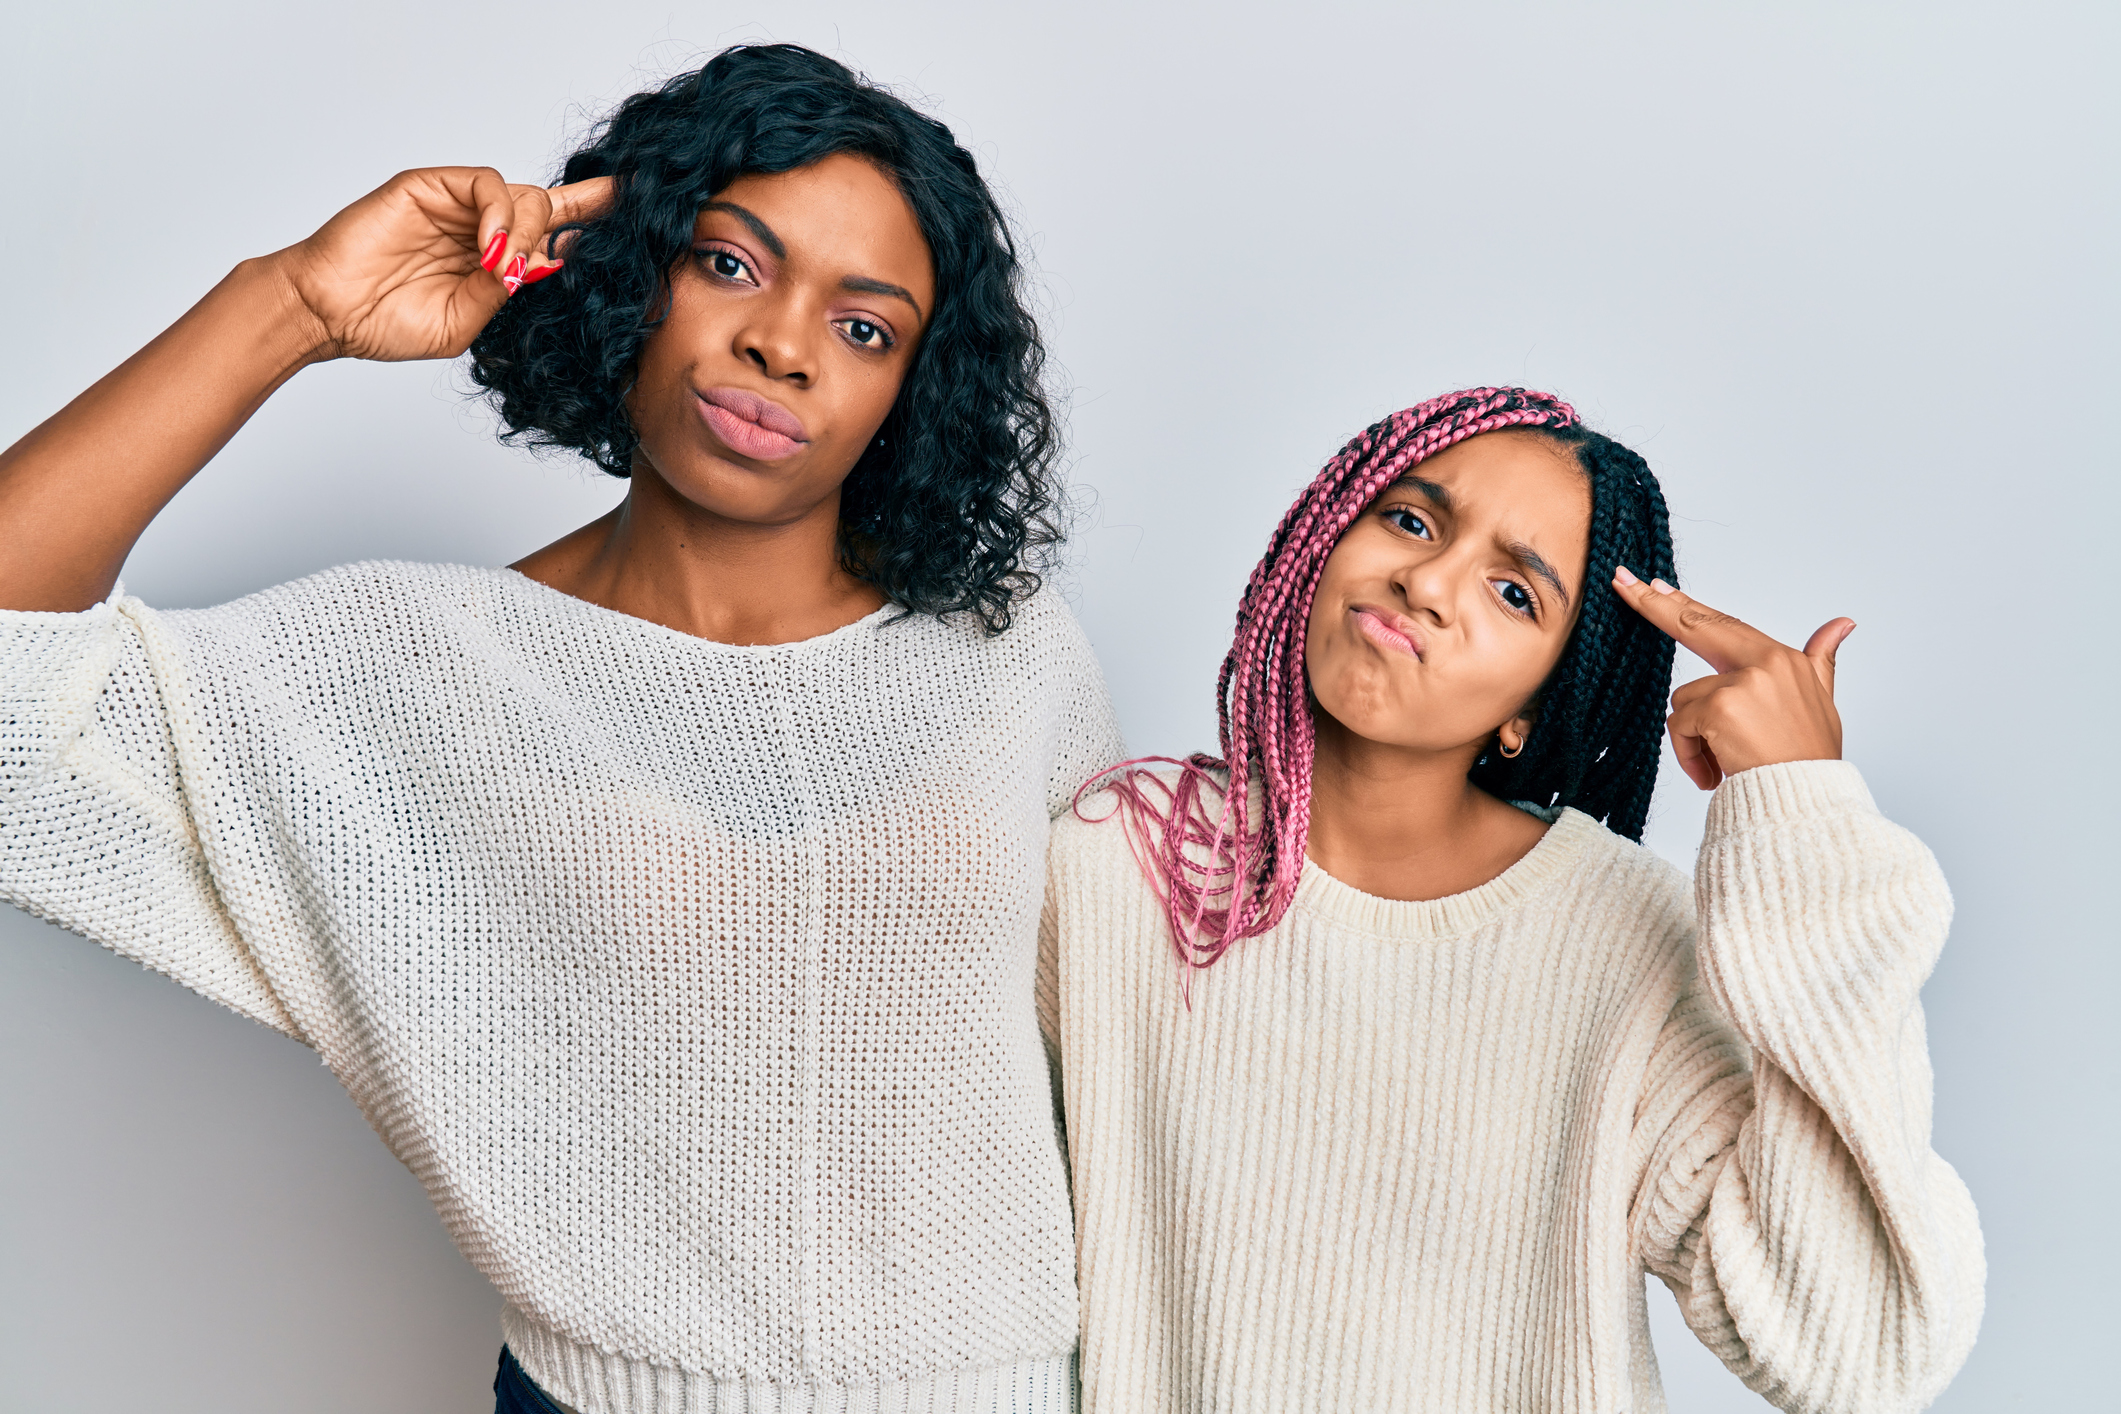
[626, 153, 937, 524]
[1306, 430, 1592, 757]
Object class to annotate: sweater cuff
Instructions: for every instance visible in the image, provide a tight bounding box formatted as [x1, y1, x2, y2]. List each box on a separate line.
[1701, 759, 1876, 843]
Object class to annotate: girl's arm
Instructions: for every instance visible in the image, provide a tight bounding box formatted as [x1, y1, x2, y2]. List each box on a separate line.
[1632, 763, 1982, 1412]
[0, 168, 602, 611]
[1614, 575, 1982, 1411]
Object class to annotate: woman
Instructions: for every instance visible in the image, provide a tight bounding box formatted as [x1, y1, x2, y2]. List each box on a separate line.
[0, 45, 1118, 1413]
[1045, 388, 1983, 1411]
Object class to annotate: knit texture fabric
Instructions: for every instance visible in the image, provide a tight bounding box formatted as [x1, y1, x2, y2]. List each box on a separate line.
[0, 561, 1125, 1414]
[1044, 761, 1983, 1413]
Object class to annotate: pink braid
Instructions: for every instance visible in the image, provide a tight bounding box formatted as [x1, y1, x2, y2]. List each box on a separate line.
[1076, 388, 1582, 971]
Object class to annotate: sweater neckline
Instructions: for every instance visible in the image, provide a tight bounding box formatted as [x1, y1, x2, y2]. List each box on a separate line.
[1292, 807, 1605, 942]
[491, 566, 899, 652]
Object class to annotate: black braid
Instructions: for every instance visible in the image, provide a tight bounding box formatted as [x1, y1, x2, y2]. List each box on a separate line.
[1466, 427, 1677, 840]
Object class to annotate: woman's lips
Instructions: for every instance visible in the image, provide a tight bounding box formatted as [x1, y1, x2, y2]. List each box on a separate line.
[697, 387, 808, 462]
[1353, 607, 1423, 660]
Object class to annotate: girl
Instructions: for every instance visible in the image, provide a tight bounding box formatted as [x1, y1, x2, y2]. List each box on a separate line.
[1045, 388, 1982, 1412]
[0, 45, 1118, 1413]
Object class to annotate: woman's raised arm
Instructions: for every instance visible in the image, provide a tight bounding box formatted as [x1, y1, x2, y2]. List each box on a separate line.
[0, 168, 608, 612]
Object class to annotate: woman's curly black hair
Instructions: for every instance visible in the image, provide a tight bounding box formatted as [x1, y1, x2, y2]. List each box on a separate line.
[468, 44, 1059, 632]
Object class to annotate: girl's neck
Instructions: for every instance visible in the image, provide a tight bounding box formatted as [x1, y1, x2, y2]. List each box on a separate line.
[1305, 715, 1550, 904]
[511, 465, 886, 645]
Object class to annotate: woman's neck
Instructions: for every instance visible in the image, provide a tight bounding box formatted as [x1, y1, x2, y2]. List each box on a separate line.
[510, 465, 886, 645]
[1304, 716, 1549, 904]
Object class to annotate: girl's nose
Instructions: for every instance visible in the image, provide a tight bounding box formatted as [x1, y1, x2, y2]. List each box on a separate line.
[1391, 549, 1462, 626]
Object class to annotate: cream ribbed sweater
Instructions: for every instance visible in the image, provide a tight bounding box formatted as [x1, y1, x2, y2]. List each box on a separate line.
[1043, 763, 1983, 1413]
[0, 562, 1124, 1414]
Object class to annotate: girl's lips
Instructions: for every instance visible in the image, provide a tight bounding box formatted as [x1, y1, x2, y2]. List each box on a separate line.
[697, 388, 808, 462]
[1353, 607, 1423, 660]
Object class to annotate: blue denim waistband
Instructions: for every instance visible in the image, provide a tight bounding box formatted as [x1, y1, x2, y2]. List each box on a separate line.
[495, 1346, 570, 1414]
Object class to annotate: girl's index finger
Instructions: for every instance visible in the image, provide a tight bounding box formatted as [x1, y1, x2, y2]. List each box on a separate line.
[1610, 566, 1782, 674]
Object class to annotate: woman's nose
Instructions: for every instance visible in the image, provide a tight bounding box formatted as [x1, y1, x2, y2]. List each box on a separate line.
[738, 304, 816, 385]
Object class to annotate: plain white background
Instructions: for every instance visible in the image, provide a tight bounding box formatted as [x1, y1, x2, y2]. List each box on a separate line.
[2, 2, 2113, 1409]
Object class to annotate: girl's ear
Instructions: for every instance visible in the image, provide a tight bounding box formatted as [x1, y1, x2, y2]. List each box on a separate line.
[1496, 714, 1534, 760]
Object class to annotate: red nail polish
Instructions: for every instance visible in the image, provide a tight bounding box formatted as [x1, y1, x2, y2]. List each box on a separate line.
[480, 230, 510, 273]
[519, 259, 565, 287]
[501, 253, 528, 294]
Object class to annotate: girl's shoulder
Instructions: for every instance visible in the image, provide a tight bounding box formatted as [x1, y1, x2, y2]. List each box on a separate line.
[1543, 809, 1696, 930]
[1053, 788, 1697, 938]
[1049, 764, 1239, 889]
[1050, 775, 1175, 872]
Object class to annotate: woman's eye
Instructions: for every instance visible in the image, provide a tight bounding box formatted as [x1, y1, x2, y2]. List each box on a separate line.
[838, 318, 892, 350]
[700, 248, 755, 284]
[1494, 580, 1535, 616]
[1384, 508, 1432, 539]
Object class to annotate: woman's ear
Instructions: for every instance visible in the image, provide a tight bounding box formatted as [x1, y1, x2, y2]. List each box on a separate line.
[1496, 714, 1534, 760]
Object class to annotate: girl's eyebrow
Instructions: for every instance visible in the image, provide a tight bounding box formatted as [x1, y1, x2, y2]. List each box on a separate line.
[1508, 539, 1573, 608]
[1387, 474, 1453, 511]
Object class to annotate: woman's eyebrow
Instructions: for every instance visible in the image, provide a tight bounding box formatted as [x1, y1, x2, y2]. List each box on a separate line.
[842, 276, 924, 321]
[701, 201, 923, 322]
[702, 201, 785, 259]
[1508, 539, 1573, 608]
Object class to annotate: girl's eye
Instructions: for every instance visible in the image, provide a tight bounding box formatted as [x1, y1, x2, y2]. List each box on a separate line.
[1494, 579, 1536, 616]
[1383, 507, 1432, 539]
[837, 317, 892, 350]
[699, 248, 756, 284]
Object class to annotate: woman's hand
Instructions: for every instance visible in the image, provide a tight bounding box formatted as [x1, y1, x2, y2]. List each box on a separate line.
[271, 168, 614, 363]
[0, 167, 616, 611]
[1611, 567, 1853, 791]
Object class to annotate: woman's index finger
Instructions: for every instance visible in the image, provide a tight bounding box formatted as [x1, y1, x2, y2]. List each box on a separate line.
[1611, 568, 1781, 674]
[547, 176, 617, 226]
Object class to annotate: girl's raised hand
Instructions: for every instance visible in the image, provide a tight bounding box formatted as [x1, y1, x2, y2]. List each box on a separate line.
[1611, 567, 1854, 791]
[273, 168, 615, 363]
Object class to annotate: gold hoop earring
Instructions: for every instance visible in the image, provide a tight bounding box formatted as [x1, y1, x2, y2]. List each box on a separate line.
[1499, 738, 1524, 759]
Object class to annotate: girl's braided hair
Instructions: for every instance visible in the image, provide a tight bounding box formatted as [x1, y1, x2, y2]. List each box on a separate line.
[1084, 387, 1677, 967]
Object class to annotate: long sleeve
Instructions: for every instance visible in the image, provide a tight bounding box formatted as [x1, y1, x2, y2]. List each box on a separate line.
[1630, 761, 1983, 1413]
[0, 591, 297, 1036]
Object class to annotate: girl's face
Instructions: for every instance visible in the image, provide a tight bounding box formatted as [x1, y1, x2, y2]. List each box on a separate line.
[1305, 430, 1592, 758]
[625, 153, 937, 524]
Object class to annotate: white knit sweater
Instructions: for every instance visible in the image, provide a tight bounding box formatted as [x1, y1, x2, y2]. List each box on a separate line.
[1043, 763, 1983, 1413]
[0, 561, 1124, 1414]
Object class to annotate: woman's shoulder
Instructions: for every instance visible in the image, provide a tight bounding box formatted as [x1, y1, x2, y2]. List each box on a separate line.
[148, 562, 557, 682]
[162, 560, 530, 631]
[944, 578, 1091, 657]
[897, 580, 1108, 708]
